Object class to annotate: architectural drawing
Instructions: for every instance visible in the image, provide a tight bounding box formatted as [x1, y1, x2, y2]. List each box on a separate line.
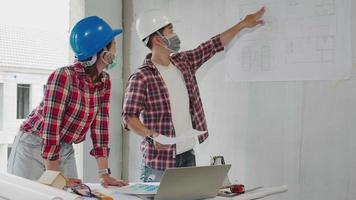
[241, 45, 272, 72]
[315, 0, 335, 16]
[225, 0, 351, 81]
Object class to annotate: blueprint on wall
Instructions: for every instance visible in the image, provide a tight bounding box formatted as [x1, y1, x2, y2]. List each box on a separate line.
[223, 0, 352, 81]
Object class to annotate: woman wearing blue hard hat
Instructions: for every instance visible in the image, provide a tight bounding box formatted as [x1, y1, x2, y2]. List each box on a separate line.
[8, 16, 127, 188]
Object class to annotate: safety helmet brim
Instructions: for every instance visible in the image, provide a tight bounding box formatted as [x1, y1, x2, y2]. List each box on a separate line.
[70, 16, 123, 61]
[76, 29, 122, 61]
[136, 10, 173, 42]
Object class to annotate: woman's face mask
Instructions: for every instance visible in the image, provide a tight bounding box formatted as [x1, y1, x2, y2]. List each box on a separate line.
[103, 51, 118, 70]
[157, 32, 181, 53]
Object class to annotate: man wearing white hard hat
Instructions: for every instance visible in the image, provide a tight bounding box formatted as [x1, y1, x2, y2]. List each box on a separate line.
[122, 8, 265, 182]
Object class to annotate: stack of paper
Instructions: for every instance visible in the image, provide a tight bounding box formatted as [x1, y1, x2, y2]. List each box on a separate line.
[152, 129, 207, 145]
[110, 182, 160, 195]
[87, 183, 155, 200]
[0, 173, 82, 200]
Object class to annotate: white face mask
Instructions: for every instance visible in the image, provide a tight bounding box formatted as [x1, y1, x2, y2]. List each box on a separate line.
[157, 32, 181, 52]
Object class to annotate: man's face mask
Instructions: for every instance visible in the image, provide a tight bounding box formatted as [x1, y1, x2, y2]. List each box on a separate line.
[103, 51, 118, 70]
[157, 32, 181, 53]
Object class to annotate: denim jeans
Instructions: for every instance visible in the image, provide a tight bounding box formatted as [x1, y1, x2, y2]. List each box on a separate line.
[141, 149, 196, 182]
[7, 131, 78, 180]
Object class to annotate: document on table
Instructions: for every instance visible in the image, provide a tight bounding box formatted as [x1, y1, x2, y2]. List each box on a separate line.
[232, 185, 288, 200]
[151, 129, 207, 145]
[86, 183, 288, 200]
[109, 182, 160, 195]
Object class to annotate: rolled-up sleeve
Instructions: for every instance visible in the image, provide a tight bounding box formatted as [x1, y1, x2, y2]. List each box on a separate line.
[122, 73, 147, 130]
[41, 69, 70, 160]
[90, 79, 111, 158]
[182, 34, 224, 74]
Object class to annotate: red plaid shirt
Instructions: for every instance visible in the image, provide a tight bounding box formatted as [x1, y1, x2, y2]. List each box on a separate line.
[20, 63, 111, 161]
[122, 35, 224, 170]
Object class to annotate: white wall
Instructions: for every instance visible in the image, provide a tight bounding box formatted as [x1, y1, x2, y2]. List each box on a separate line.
[0, 71, 49, 172]
[0, 72, 47, 136]
[123, 1, 356, 199]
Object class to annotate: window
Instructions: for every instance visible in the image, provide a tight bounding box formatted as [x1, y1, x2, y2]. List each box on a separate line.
[17, 84, 30, 119]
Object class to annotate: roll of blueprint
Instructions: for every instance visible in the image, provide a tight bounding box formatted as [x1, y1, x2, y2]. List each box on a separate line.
[0, 173, 82, 200]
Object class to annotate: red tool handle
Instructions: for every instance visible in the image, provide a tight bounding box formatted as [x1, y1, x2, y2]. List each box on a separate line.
[230, 184, 245, 194]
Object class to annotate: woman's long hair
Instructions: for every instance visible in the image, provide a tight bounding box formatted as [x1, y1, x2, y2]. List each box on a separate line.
[84, 41, 113, 83]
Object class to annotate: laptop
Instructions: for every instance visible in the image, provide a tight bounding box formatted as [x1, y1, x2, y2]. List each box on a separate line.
[138, 164, 231, 200]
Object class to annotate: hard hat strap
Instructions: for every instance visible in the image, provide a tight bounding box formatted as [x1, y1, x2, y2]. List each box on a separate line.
[142, 37, 150, 46]
[156, 31, 170, 46]
[80, 54, 97, 67]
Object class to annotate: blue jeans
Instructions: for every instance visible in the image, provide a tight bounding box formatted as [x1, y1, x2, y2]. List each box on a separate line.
[7, 131, 77, 180]
[141, 149, 196, 182]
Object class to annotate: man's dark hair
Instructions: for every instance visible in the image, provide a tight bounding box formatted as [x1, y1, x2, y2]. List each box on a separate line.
[145, 26, 166, 50]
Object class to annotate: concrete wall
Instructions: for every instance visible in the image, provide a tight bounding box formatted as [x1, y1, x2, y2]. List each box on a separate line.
[122, 1, 356, 199]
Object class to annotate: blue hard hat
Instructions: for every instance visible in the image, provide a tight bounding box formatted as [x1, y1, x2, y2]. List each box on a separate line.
[70, 16, 123, 61]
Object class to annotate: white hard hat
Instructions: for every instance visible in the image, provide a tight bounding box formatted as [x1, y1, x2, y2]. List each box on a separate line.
[136, 9, 173, 42]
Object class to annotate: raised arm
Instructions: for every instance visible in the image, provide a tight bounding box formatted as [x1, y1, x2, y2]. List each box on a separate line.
[220, 7, 265, 46]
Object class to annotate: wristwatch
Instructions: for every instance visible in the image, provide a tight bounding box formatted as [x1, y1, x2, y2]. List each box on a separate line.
[98, 168, 111, 176]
